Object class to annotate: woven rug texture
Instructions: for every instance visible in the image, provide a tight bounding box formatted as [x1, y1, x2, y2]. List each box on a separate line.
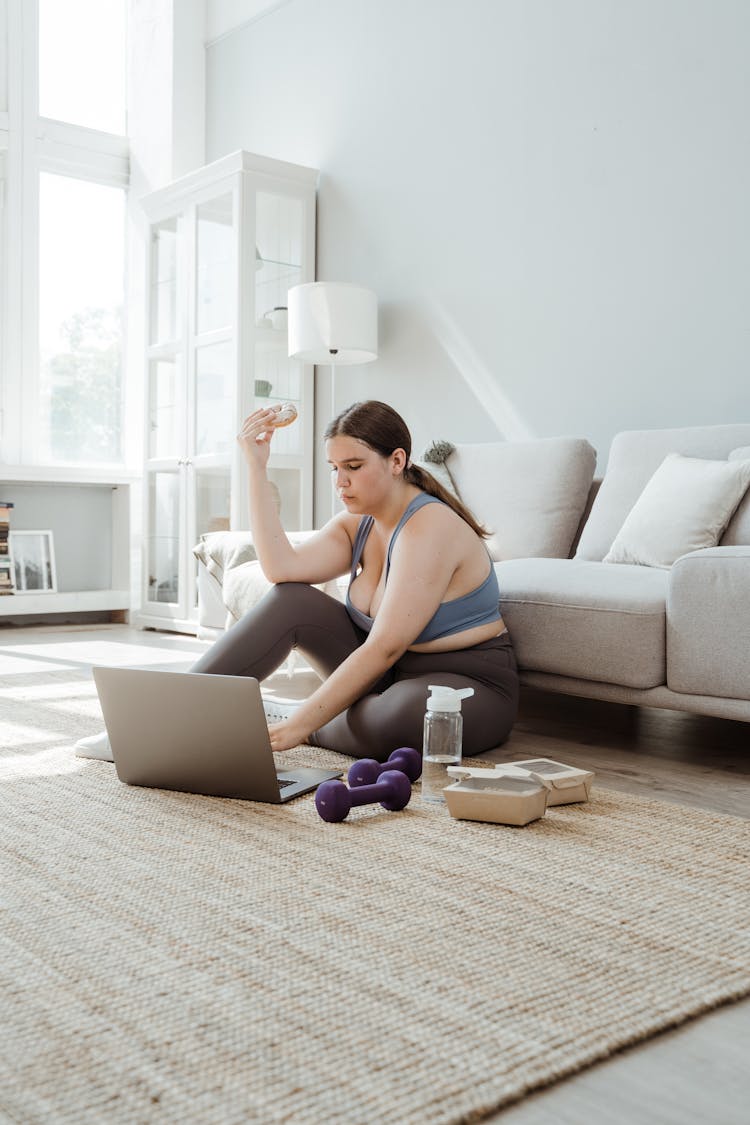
[1, 668, 749, 1124]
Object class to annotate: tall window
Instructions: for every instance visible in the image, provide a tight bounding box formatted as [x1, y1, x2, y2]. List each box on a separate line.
[38, 174, 125, 462]
[0, 0, 7, 116]
[0, 0, 128, 466]
[38, 0, 126, 134]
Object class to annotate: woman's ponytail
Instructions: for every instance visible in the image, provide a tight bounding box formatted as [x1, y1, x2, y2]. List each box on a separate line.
[403, 462, 490, 539]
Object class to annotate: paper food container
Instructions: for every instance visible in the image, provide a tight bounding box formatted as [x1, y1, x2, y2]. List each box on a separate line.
[444, 768, 550, 826]
[494, 758, 594, 805]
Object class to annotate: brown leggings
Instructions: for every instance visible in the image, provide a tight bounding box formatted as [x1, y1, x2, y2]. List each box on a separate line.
[191, 582, 519, 762]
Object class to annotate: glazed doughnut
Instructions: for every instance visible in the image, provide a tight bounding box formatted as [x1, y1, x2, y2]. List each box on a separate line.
[270, 402, 298, 428]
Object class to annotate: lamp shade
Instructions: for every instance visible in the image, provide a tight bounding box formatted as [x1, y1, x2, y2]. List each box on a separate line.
[288, 282, 378, 365]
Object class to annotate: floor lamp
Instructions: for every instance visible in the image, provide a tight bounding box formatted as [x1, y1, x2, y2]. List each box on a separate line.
[287, 282, 378, 416]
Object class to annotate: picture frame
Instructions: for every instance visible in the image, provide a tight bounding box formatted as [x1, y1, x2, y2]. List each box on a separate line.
[10, 530, 58, 594]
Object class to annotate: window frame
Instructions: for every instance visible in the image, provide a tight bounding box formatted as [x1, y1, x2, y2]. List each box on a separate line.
[1, 0, 129, 466]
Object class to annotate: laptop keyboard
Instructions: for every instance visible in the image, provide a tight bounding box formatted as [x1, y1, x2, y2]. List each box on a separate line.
[277, 777, 296, 789]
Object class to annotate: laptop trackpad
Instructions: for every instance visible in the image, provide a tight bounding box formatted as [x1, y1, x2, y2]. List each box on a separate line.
[277, 767, 342, 800]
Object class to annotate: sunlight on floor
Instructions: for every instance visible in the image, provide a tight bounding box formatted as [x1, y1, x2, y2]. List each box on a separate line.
[0, 681, 98, 701]
[1, 722, 66, 747]
[0, 745, 87, 778]
[0, 639, 203, 667]
[0, 653, 78, 675]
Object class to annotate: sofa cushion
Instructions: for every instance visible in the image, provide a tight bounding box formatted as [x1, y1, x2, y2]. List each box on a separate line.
[497, 558, 668, 689]
[445, 438, 596, 561]
[721, 447, 750, 546]
[576, 424, 750, 561]
[602, 453, 750, 569]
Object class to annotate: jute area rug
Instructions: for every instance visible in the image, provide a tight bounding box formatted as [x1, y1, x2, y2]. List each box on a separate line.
[1, 668, 749, 1124]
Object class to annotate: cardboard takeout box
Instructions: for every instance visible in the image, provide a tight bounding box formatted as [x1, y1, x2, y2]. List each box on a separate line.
[444, 758, 594, 826]
[493, 758, 594, 805]
[444, 769, 550, 826]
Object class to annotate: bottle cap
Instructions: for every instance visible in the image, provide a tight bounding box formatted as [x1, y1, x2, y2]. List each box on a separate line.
[426, 684, 475, 713]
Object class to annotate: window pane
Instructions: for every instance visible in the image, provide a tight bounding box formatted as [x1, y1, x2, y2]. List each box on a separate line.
[38, 0, 126, 133]
[0, 0, 7, 113]
[39, 173, 125, 463]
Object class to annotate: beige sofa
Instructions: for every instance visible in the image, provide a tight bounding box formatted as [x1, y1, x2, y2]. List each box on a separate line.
[194, 424, 750, 724]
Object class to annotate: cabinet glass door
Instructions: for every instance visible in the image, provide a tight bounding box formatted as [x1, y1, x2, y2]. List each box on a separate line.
[254, 191, 308, 530]
[254, 192, 303, 315]
[267, 467, 302, 532]
[192, 467, 231, 608]
[150, 218, 178, 345]
[148, 358, 180, 460]
[194, 341, 234, 457]
[146, 469, 181, 606]
[196, 194, 234, 334]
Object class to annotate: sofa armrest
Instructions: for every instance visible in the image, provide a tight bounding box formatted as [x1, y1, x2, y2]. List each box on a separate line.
[193, 531, 258, 585]
[667, 546, 750, 698]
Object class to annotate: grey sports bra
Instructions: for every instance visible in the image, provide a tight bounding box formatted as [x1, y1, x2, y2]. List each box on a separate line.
[345, 493, 502, 643]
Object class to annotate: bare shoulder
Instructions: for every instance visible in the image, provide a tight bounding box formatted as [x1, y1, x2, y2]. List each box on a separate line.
[326, 509, 361, 547]
[398, 500, 476, 552]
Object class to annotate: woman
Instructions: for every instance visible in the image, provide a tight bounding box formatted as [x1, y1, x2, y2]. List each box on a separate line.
[190, 399, 519, 761]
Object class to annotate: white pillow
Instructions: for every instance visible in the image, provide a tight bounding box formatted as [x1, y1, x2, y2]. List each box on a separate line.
[192, 531, 258, 582]
[722, 447, 750, 546]
[445, 437, 596, 561]
[603, 452, 750, 568]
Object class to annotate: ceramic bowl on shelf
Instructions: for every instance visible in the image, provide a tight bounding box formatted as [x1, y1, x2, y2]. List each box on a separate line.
[268, 307, 288, 330]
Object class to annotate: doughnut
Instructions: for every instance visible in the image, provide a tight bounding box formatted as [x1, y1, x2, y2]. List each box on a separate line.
[270, 402, 298, 428]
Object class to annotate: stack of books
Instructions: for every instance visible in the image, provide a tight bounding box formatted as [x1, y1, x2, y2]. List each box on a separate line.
[0, 501, 14, 594]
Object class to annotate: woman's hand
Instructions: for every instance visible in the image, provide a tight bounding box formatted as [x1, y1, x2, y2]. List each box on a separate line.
[268, 718, 311, 752]
[237, 408, 279, 470]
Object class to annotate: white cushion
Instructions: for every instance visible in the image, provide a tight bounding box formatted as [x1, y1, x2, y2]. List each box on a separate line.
[721, 447, 750, 546]
[603, 453, 750, 569]
[576, 424, 750, 560]
[445, 438, 596, 561]
[497, 557, 668, 688]
[193, 531, 259, 583]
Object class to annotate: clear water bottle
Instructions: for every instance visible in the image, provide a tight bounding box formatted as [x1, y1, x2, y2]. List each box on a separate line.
[421, 684, 474, 802]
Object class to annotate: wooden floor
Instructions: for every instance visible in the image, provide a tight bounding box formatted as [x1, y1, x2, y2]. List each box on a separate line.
[1, 623, 748, 1124]
[492, 685, 750, 820]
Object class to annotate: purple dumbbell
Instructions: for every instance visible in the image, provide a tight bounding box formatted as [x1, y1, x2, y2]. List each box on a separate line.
[347, 746, 422, 787]
[315, 770, 412, 823]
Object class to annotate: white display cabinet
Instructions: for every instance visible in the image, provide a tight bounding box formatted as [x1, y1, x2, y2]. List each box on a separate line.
[135, 151, 317, 632]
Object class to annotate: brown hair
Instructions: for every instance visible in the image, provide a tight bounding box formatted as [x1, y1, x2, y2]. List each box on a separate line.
[324, 400, 490, 538]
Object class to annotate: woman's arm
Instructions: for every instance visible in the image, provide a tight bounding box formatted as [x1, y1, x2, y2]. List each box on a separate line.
[269, 505, 461, 750]
[238, 408, 353, 584]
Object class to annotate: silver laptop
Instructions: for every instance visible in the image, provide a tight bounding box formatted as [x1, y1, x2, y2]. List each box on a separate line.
[92, 666, 342, 802]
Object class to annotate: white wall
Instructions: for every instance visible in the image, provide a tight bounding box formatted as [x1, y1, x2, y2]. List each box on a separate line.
[205, 0, 750, 484]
